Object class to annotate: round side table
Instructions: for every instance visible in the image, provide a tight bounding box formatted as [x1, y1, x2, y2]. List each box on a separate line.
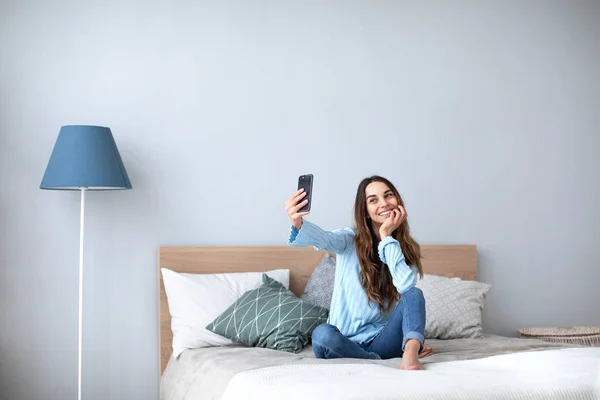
[518, 326, 600, 347]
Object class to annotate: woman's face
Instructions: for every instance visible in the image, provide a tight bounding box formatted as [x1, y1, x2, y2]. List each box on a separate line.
[365, 181, 399, 227]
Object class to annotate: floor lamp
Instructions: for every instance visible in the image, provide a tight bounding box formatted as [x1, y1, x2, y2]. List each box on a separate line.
[40, 125, 132, 400]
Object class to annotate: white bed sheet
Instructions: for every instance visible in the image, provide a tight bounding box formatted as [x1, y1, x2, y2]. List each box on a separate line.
[160, 335, 600, 400]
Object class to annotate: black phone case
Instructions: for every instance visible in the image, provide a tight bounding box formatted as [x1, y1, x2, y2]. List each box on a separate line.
[297, 174, 313, 212]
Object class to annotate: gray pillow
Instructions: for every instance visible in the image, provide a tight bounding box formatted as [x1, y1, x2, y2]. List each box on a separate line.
[301, 253, 336, 310]
[416, 274, 491, 339]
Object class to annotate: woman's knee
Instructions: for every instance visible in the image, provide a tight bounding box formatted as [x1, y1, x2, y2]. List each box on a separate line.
[311, 324, 339, 358]
[402, 286, 425, 306]
[312, 323, 338, 346]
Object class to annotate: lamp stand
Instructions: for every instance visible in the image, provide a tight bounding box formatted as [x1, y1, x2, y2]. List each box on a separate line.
[78, 187, 86, 400]
[39, 125, 132, 399]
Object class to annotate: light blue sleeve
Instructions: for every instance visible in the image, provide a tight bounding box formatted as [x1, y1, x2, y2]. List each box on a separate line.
[288, 219, 354, 254]
[377, 236, 418, 294]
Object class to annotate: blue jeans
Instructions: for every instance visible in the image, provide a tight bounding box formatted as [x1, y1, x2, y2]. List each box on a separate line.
[312, 286, 426, 360]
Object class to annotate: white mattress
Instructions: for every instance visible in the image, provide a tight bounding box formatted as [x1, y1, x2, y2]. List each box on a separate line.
[160, 335, 600, 400]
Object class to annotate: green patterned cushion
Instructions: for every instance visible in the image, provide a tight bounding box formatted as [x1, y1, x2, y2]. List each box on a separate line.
[206, 273, 328, 353]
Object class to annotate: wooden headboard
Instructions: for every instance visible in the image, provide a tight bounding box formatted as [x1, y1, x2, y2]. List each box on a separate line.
[158, 244, 477, 375]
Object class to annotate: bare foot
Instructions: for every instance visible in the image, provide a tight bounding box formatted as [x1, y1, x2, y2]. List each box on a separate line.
[400, 356, 424, 370]
[419, 344, 435, 359]
[400, 340, 425, 370]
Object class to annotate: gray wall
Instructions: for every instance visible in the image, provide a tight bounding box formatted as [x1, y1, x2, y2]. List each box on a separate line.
[1, 1, 599, 399]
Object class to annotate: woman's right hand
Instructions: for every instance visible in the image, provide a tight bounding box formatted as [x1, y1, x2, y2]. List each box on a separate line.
[285, 189, 310, 230]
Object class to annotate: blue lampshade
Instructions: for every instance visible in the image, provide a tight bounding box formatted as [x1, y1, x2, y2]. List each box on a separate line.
[40, 125, 132, 190]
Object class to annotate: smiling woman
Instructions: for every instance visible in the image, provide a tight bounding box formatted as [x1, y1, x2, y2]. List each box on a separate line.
[285, 175, 431, 370]
[353, 176, 424, 314]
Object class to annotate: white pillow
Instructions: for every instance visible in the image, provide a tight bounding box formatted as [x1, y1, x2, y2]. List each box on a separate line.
[416, 274, 491, 339]
[161, 268, 290, 358]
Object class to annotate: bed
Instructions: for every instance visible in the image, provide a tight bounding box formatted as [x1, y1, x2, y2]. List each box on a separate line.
[158, 245, 600, 400]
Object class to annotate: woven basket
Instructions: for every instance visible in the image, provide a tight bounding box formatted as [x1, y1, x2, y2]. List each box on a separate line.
[518, 326, 600, 347]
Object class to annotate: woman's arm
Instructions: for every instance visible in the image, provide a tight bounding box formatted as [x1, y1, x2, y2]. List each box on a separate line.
[289, 219, 354, 254]
[377, 236, 418, 294]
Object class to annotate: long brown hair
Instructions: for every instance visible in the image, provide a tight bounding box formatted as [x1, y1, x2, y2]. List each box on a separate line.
[353, 175, 423, 313]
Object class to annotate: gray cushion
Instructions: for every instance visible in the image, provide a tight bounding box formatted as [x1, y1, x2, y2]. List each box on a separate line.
[301, 253, 336, 310]
[416, 274, 491, 339]
[206, 274, 328, 353]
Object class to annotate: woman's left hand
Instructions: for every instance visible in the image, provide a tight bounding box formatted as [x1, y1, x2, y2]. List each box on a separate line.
[379, 205, 407, 238]
[419, 344, 435, 358]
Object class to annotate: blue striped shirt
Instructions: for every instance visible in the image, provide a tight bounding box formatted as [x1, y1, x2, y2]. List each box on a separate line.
[289, 219, 418, 345]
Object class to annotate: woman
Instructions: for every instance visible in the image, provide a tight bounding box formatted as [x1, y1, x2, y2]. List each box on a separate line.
[285, 175, 433, 370]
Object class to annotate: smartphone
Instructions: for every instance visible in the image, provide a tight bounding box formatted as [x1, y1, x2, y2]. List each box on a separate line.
[297, 174, 314, 212]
